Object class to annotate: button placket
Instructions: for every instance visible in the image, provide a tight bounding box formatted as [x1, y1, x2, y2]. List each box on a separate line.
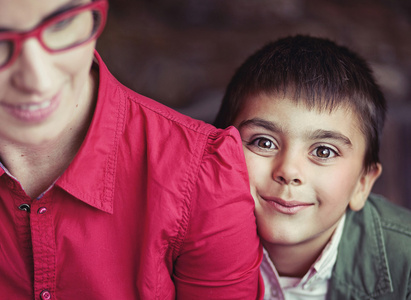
[40, 289, 52, 300]
[31, 197, 56, 299]
[18, 203, 31, 213]
[37, 207, 47, 214]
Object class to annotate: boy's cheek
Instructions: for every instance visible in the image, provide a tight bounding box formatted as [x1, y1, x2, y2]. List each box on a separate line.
[242, 153, 268, 204]
[249, 187, 259, 205]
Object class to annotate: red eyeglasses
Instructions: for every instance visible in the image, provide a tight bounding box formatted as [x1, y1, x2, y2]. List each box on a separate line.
[0, 0, 108, 71]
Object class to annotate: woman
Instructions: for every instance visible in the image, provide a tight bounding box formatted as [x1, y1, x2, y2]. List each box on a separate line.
[0, 0, 262, 298]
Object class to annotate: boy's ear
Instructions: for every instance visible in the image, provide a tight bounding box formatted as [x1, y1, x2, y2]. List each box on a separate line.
[349, 163, 382, 211]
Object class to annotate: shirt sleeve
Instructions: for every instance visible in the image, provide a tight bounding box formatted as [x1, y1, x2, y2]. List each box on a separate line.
[173, 126, 263, 299]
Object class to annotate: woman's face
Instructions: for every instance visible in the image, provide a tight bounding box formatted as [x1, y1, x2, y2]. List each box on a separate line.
[0, 0, 97, 146]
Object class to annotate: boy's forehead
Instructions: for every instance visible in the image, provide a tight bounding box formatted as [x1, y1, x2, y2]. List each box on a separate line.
[243, 91, 362, 120]
[237, 93, 365, 141]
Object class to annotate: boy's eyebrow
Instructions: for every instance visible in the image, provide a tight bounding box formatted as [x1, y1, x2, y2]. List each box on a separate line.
[309, 129, 353, 147]
[237, 118, 353, 147]
[237, 118, 281, 133]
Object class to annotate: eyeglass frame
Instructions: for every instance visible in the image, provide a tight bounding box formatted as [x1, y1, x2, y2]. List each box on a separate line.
[0, 0, 108, 71]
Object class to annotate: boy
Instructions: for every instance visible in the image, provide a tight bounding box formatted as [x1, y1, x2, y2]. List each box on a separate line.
[215, 35, 411, 299]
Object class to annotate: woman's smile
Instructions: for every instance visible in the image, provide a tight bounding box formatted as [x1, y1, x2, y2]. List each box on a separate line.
[1, 90, 62, 123]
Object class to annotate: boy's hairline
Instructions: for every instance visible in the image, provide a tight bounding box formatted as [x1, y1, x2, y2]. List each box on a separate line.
[217, 35, 387, 174]
[235, 89, 380, 173]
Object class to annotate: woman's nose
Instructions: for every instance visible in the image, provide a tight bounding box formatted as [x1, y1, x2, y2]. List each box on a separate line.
[11, 38, 53, 94]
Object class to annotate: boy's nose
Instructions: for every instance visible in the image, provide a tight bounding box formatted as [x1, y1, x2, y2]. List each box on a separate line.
[271, 152, 304, 185]
[11, 38, 53, 94]
[274, 175, 302, 185]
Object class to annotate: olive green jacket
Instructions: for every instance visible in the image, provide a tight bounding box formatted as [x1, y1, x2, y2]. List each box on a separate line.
[327, 194, 411, 299]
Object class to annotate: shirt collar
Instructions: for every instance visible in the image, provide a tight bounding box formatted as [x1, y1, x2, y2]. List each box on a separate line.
[55, 50, 125, 214]
[0, 52, 121, 213]
[308, 213, 346, 283]
[0, 161, 11, 178]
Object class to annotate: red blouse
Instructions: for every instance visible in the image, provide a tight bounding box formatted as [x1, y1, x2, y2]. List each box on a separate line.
[0, 52, 262, 299]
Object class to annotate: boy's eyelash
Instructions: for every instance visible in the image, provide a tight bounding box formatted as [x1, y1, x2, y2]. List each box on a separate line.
[247, 139, 258, 146]
[248, 137, 273, 145]
[317, 144, 340, 155]
[311, 145, 341, 160]
[243, 136, 341, 160]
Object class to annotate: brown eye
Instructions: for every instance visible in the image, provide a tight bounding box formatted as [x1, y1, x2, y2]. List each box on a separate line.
[257, 138, 274, 149]
[246, 136, 278, 156]
[316, 146, 333, 158]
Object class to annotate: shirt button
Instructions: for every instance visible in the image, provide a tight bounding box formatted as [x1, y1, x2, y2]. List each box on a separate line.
[18, 204, 31, 213]
[37, 207, 47, 214]
[40, 289, 51, 300]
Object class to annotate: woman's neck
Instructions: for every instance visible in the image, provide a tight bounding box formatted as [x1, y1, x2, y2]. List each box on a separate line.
[0, 69, 98, 199]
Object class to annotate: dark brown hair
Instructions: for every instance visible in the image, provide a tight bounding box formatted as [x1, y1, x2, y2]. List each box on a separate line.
[214, 35, 386, 171]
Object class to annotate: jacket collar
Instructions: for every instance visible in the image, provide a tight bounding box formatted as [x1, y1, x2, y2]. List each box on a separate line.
[56, 51, 125, 214]
[330, 202, 393, 298]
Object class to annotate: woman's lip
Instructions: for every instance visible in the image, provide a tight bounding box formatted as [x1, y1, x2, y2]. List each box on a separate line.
[261, 196, 313, 215]
[1, 92, 61, 123]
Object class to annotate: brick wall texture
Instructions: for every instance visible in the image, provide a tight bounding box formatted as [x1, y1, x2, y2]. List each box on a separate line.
[97, 0, 411, 209]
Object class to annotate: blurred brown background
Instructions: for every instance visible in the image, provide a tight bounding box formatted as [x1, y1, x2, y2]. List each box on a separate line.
[97, 0, 411, 209]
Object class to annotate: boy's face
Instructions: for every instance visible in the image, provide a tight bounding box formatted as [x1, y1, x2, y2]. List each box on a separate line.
[233, 93, 381, 250]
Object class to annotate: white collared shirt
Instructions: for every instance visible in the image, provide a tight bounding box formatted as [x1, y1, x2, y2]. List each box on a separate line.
[261, 214, 346, 300]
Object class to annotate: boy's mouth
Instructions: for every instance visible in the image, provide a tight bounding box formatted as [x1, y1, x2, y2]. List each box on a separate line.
[260, 196, 314, 215]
